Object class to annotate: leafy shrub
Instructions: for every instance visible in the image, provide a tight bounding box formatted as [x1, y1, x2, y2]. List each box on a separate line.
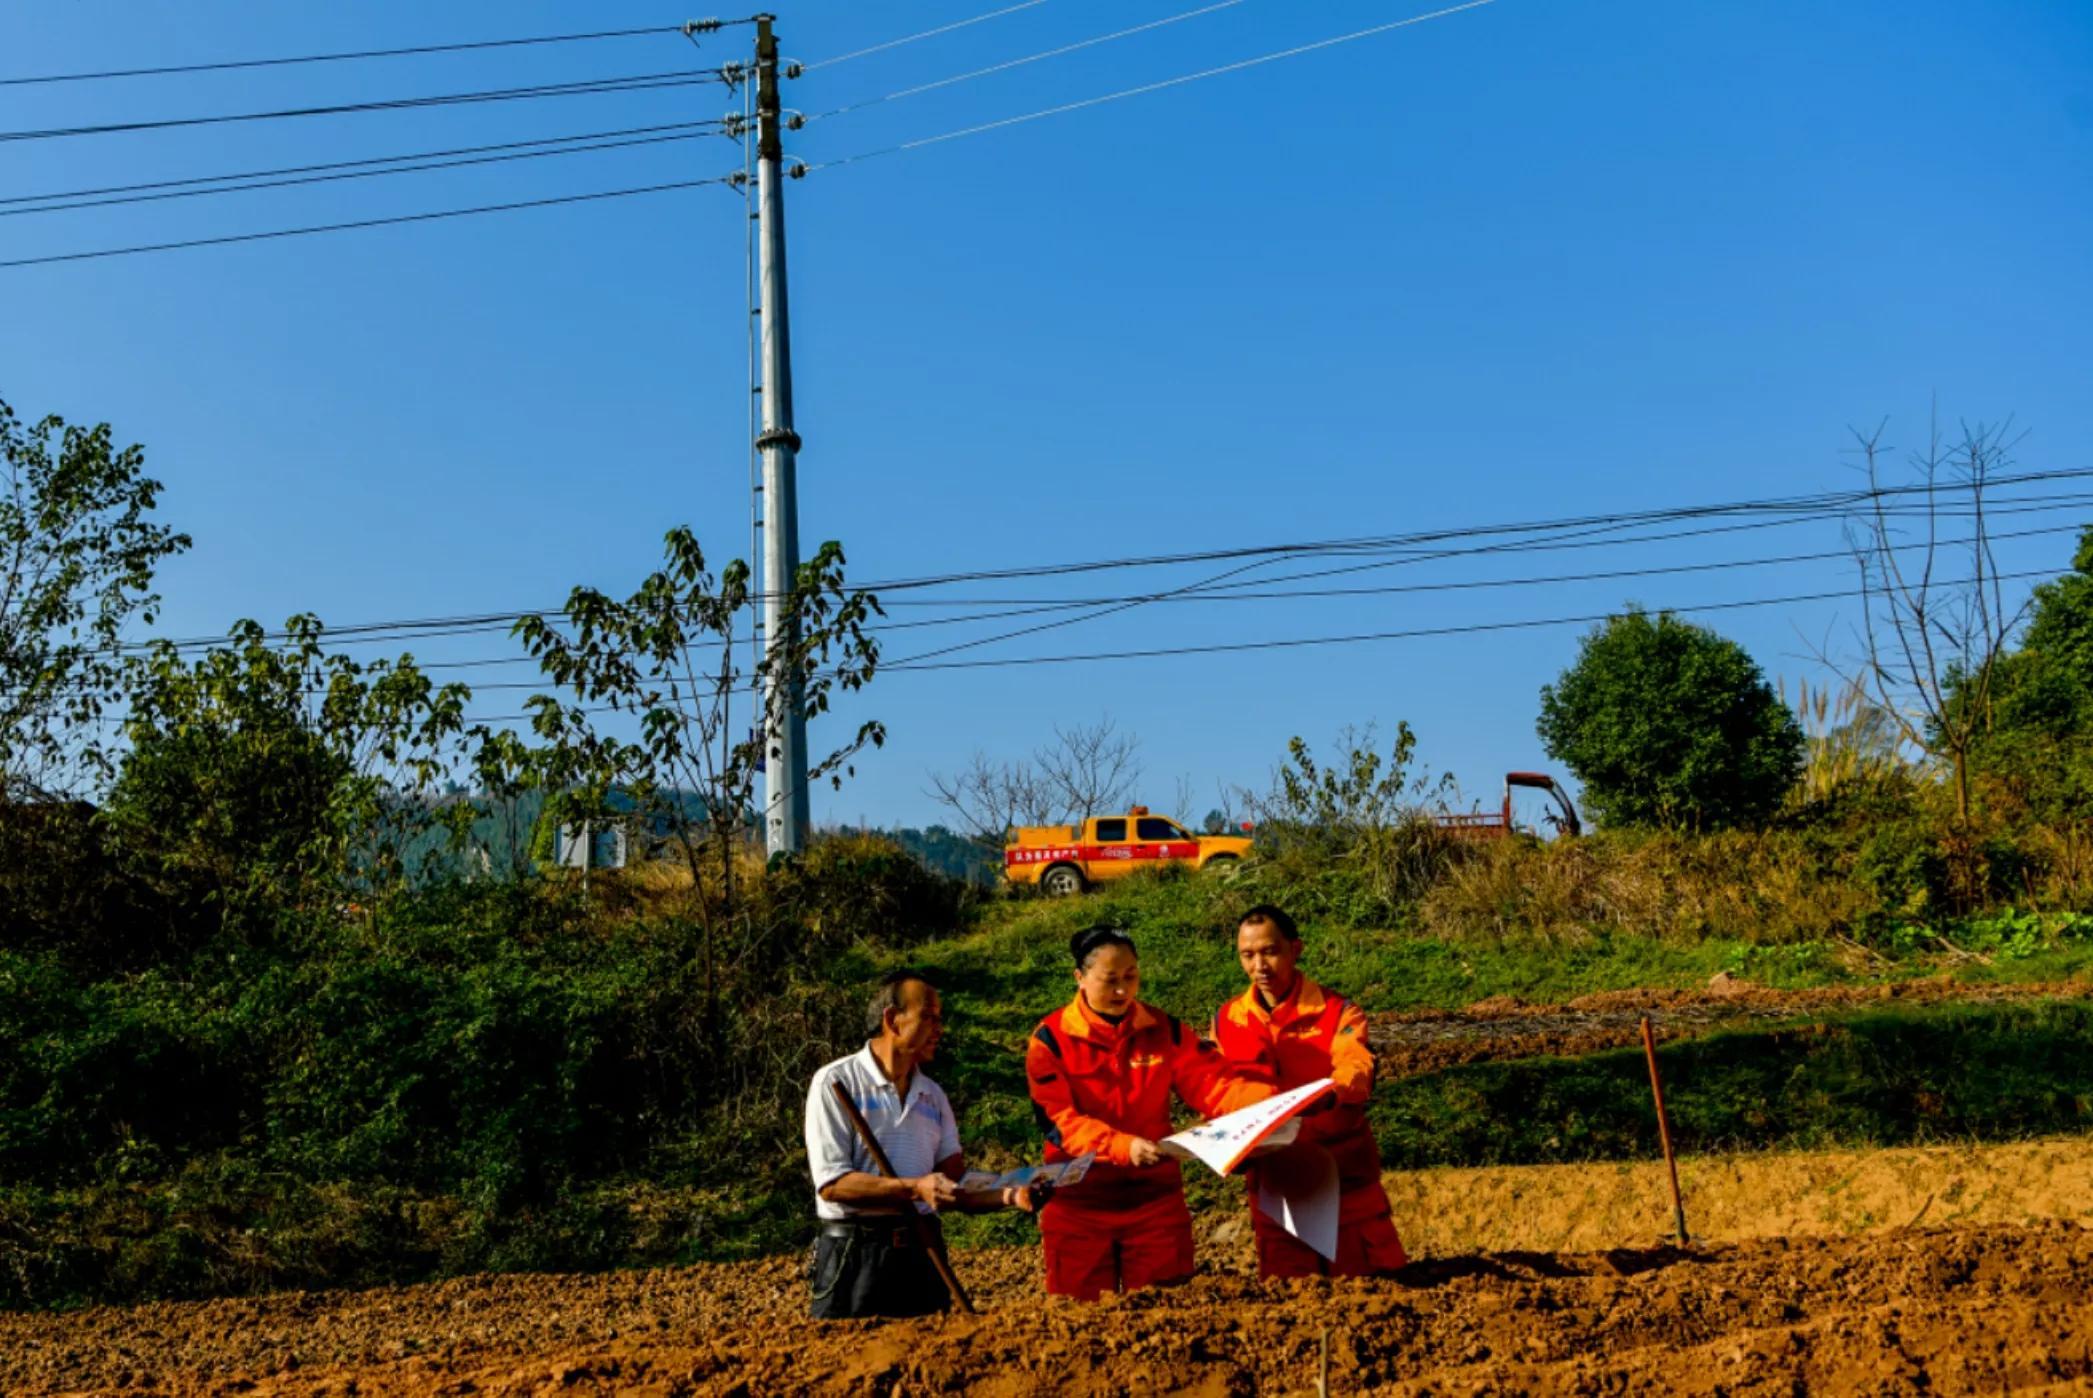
[0, 801, 194, 972]
[0, 955, 251, 1183]
[1538, 608, 1805, 830]
[1237, 723, 1461, 926]
[761, 831, 975, 956]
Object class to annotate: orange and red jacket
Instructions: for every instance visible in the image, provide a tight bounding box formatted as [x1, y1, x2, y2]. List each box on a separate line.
[1211, 976, 1383, 1190]
[1027, 995, 1272, 1204]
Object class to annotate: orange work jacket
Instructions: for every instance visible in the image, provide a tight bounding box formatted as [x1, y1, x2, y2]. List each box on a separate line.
[1211, 976, 1383, 1190]
[1027, 994, 1272, 1206]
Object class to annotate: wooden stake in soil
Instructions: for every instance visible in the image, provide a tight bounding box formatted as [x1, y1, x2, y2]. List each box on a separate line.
[1639, 1014, 1690, 1246]
[829, 1080, 979, 1315]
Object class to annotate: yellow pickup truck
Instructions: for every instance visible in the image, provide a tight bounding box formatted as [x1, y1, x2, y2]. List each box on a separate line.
[1004, 806, 1252, 895]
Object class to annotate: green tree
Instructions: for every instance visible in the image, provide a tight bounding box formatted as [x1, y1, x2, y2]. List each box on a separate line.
[2016, 528, 2093, 683]
[512, 527, 882, 1054]
[0, 394, 190, 797]
[102, 616, 473, 930]
[1958, 527, 2093, 817]
[1538, 608, 1803, 829]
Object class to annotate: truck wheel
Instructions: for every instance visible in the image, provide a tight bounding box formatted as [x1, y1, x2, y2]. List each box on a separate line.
[1041, 864, 1086, 897]
[1203, 855, 1240, 880]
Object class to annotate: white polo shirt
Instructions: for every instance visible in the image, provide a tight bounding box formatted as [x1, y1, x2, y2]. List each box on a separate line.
[805, 1044, 961, 1221]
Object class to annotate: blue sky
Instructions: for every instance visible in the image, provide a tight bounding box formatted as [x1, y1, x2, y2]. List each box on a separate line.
[3, 1, 2090, 827]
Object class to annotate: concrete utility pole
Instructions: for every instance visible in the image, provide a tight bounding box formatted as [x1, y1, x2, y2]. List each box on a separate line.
[753, 14, 808, 855]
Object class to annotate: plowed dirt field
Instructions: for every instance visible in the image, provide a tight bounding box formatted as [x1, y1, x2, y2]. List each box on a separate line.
[6, 1221, 2091, 1396]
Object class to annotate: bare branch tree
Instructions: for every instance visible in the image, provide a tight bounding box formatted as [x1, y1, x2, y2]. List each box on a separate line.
[928, 717, 1145, 844]
[925, 751, 1052, 848]
[1036, 717, 1142, 825]
[1172, 772, 1199, 822]
[1829, 412, 2031, 823]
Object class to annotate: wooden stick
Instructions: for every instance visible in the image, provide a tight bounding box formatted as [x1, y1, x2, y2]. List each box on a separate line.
[829, 1079, 978, 1315]
[1639, 1015, 1689, 1247]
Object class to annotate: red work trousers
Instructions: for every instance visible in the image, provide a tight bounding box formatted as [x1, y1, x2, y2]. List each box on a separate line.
[1250, 1180, 1409, 1279]
[1041, 1190, 1195, 1301]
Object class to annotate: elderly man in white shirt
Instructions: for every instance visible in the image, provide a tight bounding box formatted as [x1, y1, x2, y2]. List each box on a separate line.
[805, 968, 1035, 1318]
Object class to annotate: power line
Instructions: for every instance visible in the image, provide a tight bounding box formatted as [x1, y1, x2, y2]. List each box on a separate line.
[803, 2, 1057, 71]
[878, 488, 2092, 668]
[0, 127, 726, 219]
[48, 503, 1911, 661]
[873, 568, 2064, 678]
[849, 516, 2091, 636]
[0, 69, 731, 145]
[40, 515, 2084, 709]
[873, 498, 2072, 670]
[61, 489, 2091, 682]
[834, 492, 2089, 607]
[0, 24, 744, 87]
[76, 473, 2093, 654]
[66, 552, 2071, 723]
[0, 175, 737, 269]
[31, 508, 2082, 694]
[804, 0, 1252, 124]
[854, 467, 2093, 592]
[0, 121, 726, 208]
[808, 0, 1498, 172]
[1125, 492, 2093, 603]
[446, 562, 2066, 723]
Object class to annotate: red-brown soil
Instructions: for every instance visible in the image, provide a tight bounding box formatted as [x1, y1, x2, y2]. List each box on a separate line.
[5, 1221, 2091, 1395]
[1368, 975, 2093, 1076]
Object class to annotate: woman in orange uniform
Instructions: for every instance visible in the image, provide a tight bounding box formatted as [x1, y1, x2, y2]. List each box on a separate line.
[1211, 903, 1408, 1278]
[1026, 924, 1273, 1300]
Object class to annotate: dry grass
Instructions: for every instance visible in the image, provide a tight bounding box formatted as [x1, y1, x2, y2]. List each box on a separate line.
[1417, 829, 1876, 945]
[546, 839, 770, 923]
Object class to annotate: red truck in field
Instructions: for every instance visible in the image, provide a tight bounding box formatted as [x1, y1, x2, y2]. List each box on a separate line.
[1432, 771, 1581, 840]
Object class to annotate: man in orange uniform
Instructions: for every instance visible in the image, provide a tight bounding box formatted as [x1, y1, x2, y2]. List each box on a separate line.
[1027, 924, 1273, 1301]
[1212, 903, 1408, 1278]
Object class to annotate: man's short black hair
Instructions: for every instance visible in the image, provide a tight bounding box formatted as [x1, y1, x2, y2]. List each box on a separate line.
[1238, 903, 1300, 941]
[1070, 924, 1137, 970]
[866, 968, 935, 1038]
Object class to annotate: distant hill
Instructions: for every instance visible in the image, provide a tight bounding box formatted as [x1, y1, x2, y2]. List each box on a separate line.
[856, 824, 1000, 885]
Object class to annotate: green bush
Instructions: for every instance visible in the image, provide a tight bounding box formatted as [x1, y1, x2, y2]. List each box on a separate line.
[0, 802, 194, 972]
[0, 834, 964, 1305]
[0, 955, 250, 1184]
[762, 831, 976, 958]
[1538, 608, 1805, 830]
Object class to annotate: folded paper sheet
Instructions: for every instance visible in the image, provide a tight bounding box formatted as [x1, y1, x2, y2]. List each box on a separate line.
[1254, 1142, 1340, 1260]
[1157, 1078, 1335, 1177]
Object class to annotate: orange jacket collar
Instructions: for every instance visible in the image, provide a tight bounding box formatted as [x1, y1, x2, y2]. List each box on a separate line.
[1230, 975, 1327, 1026]
[1060, 992, 1159, 1041]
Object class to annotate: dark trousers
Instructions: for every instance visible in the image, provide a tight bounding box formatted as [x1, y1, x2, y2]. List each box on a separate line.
[809, 1216, 952, 1320]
